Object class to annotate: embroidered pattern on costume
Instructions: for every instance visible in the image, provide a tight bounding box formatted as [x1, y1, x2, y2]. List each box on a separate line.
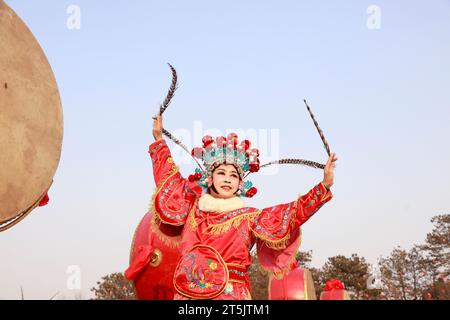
[223, 282, 236, 297]
[181, 253, 222, 291]
[158, 179, 190, 222]
[253, 203, 293, 239]
[217, 207, 257, 223]
[229, 269, 246, 278]
[239, 228, 252, 250]
[305, 185, 325, 217]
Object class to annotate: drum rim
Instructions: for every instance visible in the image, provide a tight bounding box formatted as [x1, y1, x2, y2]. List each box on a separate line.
[0, 181, 53, 232]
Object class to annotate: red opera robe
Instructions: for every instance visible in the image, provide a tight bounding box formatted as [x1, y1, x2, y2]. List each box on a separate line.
[133, 139, 333, 300]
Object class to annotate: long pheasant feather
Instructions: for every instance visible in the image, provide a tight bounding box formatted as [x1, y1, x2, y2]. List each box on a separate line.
[244, 158, 325, 179]
[303, 99, 331, 157]
[260, 158, 325, 170]
[154, 64, 206, 173]
[162, 128, 189, 154]
[159, 63, 178, 115]
[162, 128, 206, 173]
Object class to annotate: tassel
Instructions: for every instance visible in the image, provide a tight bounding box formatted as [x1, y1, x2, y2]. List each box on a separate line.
[187, 202, 199, 230]
[206, 212, 259, 235]
[257, 231, 302, 279]
[147, 182, 182, 249]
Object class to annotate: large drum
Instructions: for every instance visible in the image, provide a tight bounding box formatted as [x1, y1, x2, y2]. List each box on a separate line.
[126, 211, 183, 299]
[0, 1, 63, 231]
[269, 267, 317, 300]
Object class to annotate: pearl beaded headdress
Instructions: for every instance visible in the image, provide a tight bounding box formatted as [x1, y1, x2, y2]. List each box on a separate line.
[189, 133, 260, 198]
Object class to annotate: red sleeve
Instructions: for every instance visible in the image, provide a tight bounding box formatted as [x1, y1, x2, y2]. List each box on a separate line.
[250, 182, 333, 249]
[292, 182, 333, 228]
[251, 182, 333, 277]
[148, 139, 197, 226]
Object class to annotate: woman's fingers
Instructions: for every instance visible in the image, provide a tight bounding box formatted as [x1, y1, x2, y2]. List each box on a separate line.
[333, 153, 338, 162]
[326, 153, 334, 166]
[153, 114, 162, 127]
[329, 153, 338, 163]
[325, 153, 338, 171]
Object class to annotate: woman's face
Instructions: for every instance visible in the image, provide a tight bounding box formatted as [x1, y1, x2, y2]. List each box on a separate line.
[209, 164, 240, 199]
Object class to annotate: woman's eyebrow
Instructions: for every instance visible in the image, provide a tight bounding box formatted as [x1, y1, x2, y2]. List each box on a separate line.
[217, 169, 237, 174]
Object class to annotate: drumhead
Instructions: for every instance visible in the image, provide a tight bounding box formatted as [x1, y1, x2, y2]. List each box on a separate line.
[0, 1, 63, 229]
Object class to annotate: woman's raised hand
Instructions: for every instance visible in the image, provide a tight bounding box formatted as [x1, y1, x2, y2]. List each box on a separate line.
[153, 113, 163, 142]
[322, 152, 338, 190]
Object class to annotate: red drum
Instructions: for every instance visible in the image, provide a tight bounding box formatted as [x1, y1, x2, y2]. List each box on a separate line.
[268, 267, 317, 300]
[320, 289, 351, 300]
[0, 1, 63, 231]
[126, 211, 183, 300]
[320, 279, 351, 300]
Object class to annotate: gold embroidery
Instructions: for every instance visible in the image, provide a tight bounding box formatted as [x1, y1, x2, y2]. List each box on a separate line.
[248, 210, 294, 250]
[156, 163, 179, 190]
[228, 279, 245, 284]
[149, 181, 183, 248]
[187, 200, 199, 231]
[226, 263, 246, 268]
[251, 227, 291, 250]
[291, 197, 301, 224]
[149, 208, 182, 248]
[206, 211, 260, 235]
[319, 182, 332, 202]
[149, 164, 185, 226]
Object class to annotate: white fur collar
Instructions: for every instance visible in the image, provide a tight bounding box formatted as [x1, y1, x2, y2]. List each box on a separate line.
[198, 193, 245, 212]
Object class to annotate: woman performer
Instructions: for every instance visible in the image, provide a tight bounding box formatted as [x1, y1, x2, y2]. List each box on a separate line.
[142, 112, 337, 300]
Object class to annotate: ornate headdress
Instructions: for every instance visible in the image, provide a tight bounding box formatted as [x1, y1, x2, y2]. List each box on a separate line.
[188, 133, 260, 198]
[154, 64, 331, 199]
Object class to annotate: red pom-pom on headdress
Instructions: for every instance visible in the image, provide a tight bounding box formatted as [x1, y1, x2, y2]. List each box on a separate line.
[202, 135, 214, 149]
[245, 187, 257, 198]
[227, 132, 239, 148]
[191, 134, 261, 198]
[191, 147, 204, 158]
[215, 136, 226, 147]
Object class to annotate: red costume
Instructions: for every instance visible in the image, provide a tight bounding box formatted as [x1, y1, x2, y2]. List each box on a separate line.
[134, 139, 333, 300]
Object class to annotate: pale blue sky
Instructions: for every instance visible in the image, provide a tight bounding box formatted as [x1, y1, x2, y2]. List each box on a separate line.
[1, 0, 449, 299]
